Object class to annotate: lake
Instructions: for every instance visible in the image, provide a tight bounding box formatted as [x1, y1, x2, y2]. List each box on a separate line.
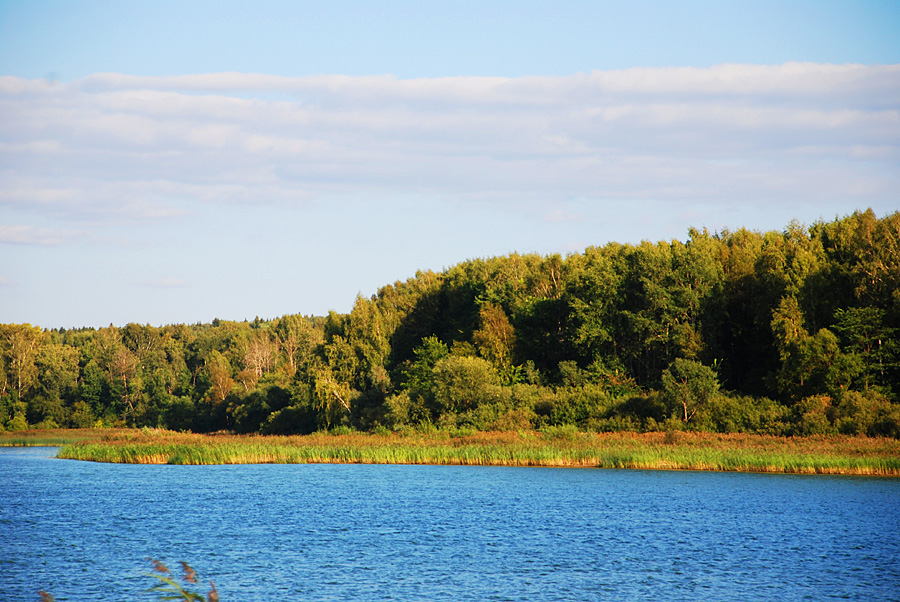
[1, 447, 898, 601]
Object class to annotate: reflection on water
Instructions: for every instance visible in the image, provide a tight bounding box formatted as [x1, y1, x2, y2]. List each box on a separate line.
[1, 447, 899, 602]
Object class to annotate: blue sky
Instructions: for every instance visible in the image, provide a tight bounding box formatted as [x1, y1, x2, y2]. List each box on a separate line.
[1, 1, 899, 328]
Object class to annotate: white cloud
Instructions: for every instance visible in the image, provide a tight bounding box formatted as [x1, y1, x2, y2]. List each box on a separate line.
[1, 64, 897, 228]
[0, 225, 79, 246]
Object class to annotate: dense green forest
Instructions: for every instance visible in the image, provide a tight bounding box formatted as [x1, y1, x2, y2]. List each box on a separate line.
[2, 209, 899, 437]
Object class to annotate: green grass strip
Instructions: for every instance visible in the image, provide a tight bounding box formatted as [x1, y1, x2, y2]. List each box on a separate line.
[50, 430, 900, 475]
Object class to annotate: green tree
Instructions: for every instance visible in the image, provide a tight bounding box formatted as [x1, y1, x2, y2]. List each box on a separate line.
[91, 326, 143, 423]
[346, 296, 396, 392]
[398, 336, 449, 417]
[34, 343, 80, 401]
[204, 350, 234, 407]
[29, 342, 81, 426]
[1, 324, 44, 401]
[613, 233, 723, 386]
[661, 358, 720, 423]
[564, 245, 622, 371]
[714, 227, 773, 394]
[833, 306, 897, 392]
[790, 329, 859, 398]
[772, 297, 860, 399]
[309, 363, 356, 428]
[431, 355, 500, 418]
[274, 314, 321, 378]
[472, 302, 517, 384]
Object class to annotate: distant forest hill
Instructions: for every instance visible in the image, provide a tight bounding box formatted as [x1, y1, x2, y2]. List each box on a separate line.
[2, 208, 899, 437]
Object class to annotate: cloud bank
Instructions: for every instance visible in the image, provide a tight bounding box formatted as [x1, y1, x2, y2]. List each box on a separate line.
[2, 63, 897, 229]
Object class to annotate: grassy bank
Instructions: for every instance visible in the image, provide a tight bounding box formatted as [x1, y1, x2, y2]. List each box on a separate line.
[0, 428, 118, 447]
[17, 428, 897, 475]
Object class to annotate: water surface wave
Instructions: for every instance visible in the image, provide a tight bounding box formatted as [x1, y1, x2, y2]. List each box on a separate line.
[1, 447, 898, 601]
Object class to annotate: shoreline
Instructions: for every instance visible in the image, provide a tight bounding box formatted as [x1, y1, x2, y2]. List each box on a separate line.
[4, 428, 898, 476]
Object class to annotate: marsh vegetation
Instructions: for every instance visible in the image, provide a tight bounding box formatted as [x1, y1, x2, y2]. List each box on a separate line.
[14, 428, 893, 475]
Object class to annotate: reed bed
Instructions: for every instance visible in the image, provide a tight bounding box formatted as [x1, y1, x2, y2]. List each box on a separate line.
[45, 429, 900, 476]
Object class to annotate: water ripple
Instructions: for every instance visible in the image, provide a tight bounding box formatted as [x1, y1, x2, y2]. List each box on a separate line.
[1, 448, 898, 601]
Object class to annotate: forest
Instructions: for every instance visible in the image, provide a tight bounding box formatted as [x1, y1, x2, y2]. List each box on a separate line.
[2, 209, 899, 438]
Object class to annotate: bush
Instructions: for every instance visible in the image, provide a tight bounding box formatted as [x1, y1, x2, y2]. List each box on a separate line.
[696, 394, 790, 435]
[490, 408, 537, 431]
[371, 424, 392, 436]
[431, 355, 501, 416]
[69, 401, 97, 428]
[162, 397, 196, 431]
[549, 385, 609, 426]
[448, 427, 476, 438]
[792, 395, 836, 436]
[540, 424, 580, 441]
[585, 415, 641, 433]
[382, 391, 412, 428]
[832, 390, 895, 436]
[604, 392, 667, 430]
[414, 421, 439, 435]
[7, 413, 28, 431]
[34, 418, 59, 430]
[231, 386, 293, 434]
[262, 405, 318, 435]
[871, 404, 900, 438]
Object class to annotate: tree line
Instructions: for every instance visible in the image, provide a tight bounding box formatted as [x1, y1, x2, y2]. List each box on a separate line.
[2, 209, 899, 437]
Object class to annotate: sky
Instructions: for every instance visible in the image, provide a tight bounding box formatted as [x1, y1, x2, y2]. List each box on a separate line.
[1, 1, 899, 329]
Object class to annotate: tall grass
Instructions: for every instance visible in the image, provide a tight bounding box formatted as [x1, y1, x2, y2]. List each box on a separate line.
[0, 428, 119, 447]
[49, 429, 900, 476]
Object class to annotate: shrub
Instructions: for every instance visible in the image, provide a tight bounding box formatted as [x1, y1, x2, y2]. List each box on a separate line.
[549, 384, 609, 426]
[455, 405, 498, 431]
[414, 421, 439, 435]
[585, 415, 641, 433]
[431, 355, 501, 415]
[792, 395, 836, 436]
[540, 424, 580, 441]
[490, 408, 537, 431]
[34, 418, 59, 430]
[7, 413, 28, 431]
[161, 397, 196, 431]
[69, 401, 97, 428]
[871, 404, 900, 438]
[605, 392, 667, 430]
[832, 390, 894, 436]
[697, 394, 790, 435]
[381, 391, 416, 428]
[262, 405, 317, 435]
[448, 427, 476, 438]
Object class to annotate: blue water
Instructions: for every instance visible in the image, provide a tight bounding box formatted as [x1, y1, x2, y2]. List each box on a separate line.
[1, 447, 898, 601]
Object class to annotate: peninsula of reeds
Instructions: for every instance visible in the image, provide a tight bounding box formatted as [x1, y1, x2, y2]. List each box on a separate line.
[32, 428, 900, 476]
